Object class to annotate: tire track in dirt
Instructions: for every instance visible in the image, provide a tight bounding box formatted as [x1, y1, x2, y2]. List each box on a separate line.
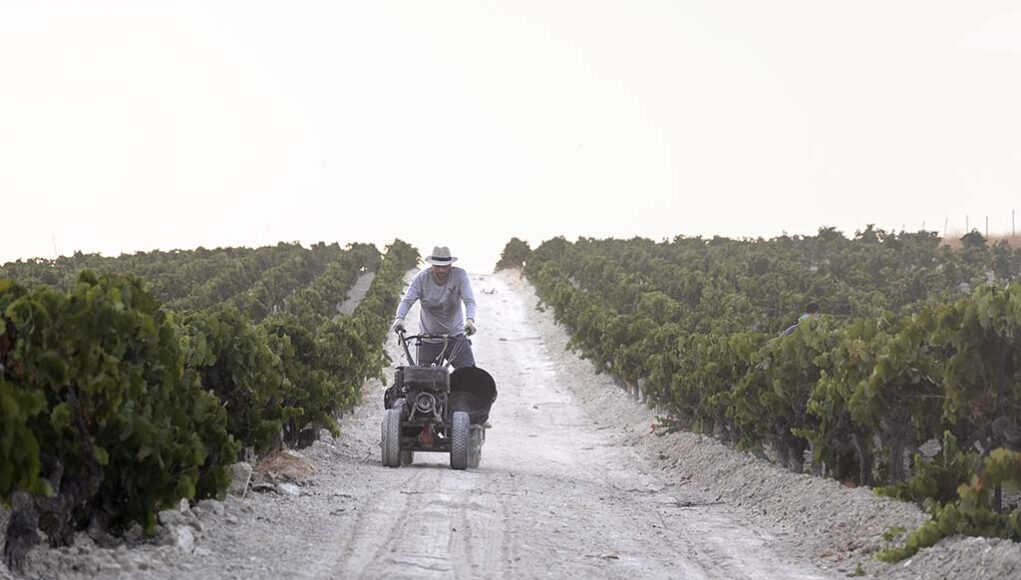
[328, 469, 440, 578]
[324, 441, 511, 580]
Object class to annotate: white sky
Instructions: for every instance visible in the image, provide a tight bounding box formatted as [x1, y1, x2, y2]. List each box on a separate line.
[2, 1, 1020, 272]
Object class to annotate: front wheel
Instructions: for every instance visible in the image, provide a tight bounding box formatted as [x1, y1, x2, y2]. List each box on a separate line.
[381, 409, 402, 467]
[468, 427, 483, 468]
[450, 412, 470, 470]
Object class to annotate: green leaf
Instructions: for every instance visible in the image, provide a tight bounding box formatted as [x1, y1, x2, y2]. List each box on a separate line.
[50, 402, 72, 429]
[39, 351, 68, 387]
[93, 445, 110, 466]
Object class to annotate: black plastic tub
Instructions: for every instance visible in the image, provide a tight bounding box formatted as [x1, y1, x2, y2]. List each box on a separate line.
[448, 367, 498, 425]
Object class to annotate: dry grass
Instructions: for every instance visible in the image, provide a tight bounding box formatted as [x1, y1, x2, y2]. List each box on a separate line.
[255, 449, 316, 481]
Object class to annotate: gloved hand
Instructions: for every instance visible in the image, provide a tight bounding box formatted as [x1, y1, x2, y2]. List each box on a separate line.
[392, 317, 405, 333]
[465, 319, 476, 336]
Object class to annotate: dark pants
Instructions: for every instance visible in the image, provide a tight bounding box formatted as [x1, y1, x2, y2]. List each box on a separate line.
[416, 337, 476, 369]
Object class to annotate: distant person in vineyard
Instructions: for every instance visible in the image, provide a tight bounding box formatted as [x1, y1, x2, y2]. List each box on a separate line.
[392, 246, 477, 368]
[779, 301, 821, 338]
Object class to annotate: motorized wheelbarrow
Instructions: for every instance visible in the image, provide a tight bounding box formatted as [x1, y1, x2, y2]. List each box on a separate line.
[381, 331, 497, 470]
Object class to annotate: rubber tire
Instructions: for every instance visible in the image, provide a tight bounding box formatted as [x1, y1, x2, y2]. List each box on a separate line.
[400, 448, 414, 466]
[468, 428, 483, 469]
[382, 409, 402, 467]
[450, 412, 470, 470]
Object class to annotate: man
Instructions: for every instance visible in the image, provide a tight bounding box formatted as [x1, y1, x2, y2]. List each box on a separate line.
[392, 246, 477, 368]
[779, 301, 821, 338]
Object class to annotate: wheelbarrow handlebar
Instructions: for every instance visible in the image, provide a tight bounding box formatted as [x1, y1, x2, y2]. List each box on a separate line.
[396, 330, 468, 367]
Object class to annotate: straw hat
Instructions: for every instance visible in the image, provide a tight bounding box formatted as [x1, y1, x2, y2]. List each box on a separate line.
[424, 246, 457, 266]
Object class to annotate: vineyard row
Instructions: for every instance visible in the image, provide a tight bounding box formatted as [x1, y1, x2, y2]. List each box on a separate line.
[0, 240, 418, 566]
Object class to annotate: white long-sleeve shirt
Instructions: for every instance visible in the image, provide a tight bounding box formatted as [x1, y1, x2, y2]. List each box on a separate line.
[395, 267, 476, 335]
